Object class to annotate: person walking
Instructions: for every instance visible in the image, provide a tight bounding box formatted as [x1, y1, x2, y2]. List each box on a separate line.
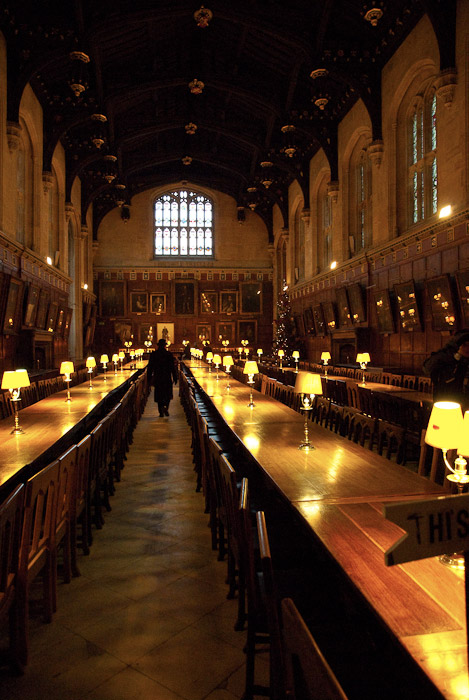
[147, 338, 178, 416]
[423, 329, 469, 409]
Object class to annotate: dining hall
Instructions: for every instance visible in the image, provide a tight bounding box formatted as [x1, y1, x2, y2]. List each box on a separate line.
[1, 2, 469, 699]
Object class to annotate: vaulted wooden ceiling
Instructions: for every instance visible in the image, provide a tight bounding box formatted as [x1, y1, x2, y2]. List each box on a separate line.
[2, 1, 456, 238]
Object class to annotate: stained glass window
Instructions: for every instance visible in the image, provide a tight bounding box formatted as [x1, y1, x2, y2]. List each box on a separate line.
[154, 191, 213, 257]
[408, 90, 437, 225]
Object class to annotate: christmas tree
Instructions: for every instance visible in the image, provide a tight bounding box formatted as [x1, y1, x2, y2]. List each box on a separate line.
[273, 282, 296, 356]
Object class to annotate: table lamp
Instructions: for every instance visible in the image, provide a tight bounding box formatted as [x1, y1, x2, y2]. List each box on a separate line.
[243, 360, 259, 408]
[244, 347, 250, 360]
[118, 350, 125, 371]
[223, 355, 234, 389]
[238, 346, 243, 360]
[292, 350, 300, 373]
[1, 369, 30, 434]
[129, 349, 136, 369]
[112, 353, 119, 373]
[257, 348, 263, 361]
[294, 371, 323, 450]
[356, 352, 370, 385]
[278, 349, 285, 370]
[60, 361, 74, 402]
[425, 402, 469, 567]
[100, 353, 109, 380]
[206, 351, 214, 372]
[86, 356, 96, 388]
[321, 351, 331, 378]
[213, 353, 222, 380]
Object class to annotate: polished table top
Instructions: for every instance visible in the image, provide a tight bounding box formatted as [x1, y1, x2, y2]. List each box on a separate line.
[0, 366, 142, 490]
[187, 361, 467, 699]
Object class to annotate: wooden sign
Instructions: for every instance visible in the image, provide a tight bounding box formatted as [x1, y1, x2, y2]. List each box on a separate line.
[384, 493, 469, 566]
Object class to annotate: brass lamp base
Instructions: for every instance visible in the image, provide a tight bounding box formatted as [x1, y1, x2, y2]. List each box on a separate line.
[298, 441, 314, 451]
[439, 552, 465, 570]
[11, 425, 25, 435]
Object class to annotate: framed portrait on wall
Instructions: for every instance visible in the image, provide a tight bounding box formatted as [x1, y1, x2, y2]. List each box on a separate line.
[130, 291, 148, 314]
[335, 287, 352, 328]
[200, 291, 218, 314]
[46, 300, 58, 333]
[294, 314, 305, 337]
[156, 322, 174, 345]
[139, 323, 153, 343]
[426, 274, 457, 331]
[238, 319, 257, 345]
[99, 279, 126, 316]
[174, 280, 196, 315]
[303, 307, 315, 335]
[456, 269, 469, 327]
[240, 282, 262, 314]
[114, 320, 133, 345]
[23, 284, 40, 328]
[321, 301, 336, 332]
[150, 293, 166, 314]
[394, 281, 422, 332]
[220, 290, 238, 314]
[36, 288, 50, 330]
[3, 277, 23, 333]
[64, 308, 73, 339]
[347, 284, 366, 324]
[373, 289, 394, 334]
[312, 305, 326, 336]
[216, 321, 235, 343]
[56, 306, 66, 335]
[196, 323, 211, 342]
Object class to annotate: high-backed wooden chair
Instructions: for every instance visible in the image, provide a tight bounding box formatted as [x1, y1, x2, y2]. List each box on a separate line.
[17, 460, 60, 665]
[53, 445, 76, 609]
[71, 434, 92, 576]
[0, 484, 25, 674]
[417, 375, 432, 393]
[402, 374, 416, 389]
[206, 435, 225, 557]
[281, 597, 348, 700]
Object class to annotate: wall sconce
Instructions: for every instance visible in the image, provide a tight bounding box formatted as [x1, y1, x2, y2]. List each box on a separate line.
[100, 353, 109, 380]
[278, 349, 285, 370]
[321, 351, 331, 378]
[83, 283, 88, 290]
[112, 353, 119, 373]
[439, 205, 452, 219]
[1, 369, 30, 434]
[356, 352, 370, 385]
[294, 372, 323, 450]
[86, 356, 96, 389]
[60, 361, 74, 402]
[223, 355, 234, 389]
[213, 354, 221, 380]
[243, 361, 259, 408]
[46, 256, 53, 265]
[292, 350, 300, 373]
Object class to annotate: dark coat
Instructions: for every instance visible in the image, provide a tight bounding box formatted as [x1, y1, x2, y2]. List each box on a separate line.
[147, 348, 178, 405]
[423, 331, 469, 407]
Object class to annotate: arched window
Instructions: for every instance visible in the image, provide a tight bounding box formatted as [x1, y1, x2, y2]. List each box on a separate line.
[293, 203, 305, 282]
[276, 237, 287, 293]
[154, 190, 213, 257]
[407, 90, 437, 225]
[317, 177, 332, 270]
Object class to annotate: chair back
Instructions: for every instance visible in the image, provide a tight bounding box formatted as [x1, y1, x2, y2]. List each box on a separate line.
[417, 376, 432, 393]
[281, 597, 348, 700]
[346, 381, 361, 410]
[0, 484, 24, 600]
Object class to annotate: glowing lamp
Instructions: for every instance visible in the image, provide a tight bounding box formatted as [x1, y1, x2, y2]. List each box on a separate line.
[1, 369, 30, 434]
[294, 372, 323, 450]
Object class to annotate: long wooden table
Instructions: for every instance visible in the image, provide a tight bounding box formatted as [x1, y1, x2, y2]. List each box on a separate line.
[0, 366, 143, 496]
[187, 361, 467, 700]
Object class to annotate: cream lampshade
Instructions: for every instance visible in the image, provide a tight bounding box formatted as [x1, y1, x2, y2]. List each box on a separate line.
[100, 354, 109, 365]
[321, 351, 331, 362]
[425, 402, 463, 449]
[243, 360, 259, 377]
[294, 371, 323, 397]
[112, 353, 119, 362]
[257, 348, 263, 357]
[223, 355, 234, 368]
[206, 351, 214, 361]
[278, 349, 285, 358]
[118, 351, 125, 360]
[292, 351, 300, 360]
[60, 361, 74, 376]
[213, 354, 221, 365]
[458, 412, 469, 456]
[86, 356, 96, 369]
[1, 369, 30, 434]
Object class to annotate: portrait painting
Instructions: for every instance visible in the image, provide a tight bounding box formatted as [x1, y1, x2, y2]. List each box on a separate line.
[64, 308, 73, 339]
[200, 291, 218, 314]
[56, 306, 66, 335]
[347, 284, 366, 324]
[321, 301, 336, 332]
[426, 275, 456, 331]
[335, 287, 352, 328]
[140, 323, 154, 343]
[99, 279, 126, 317]
[130, 292, 148, 314]
[24, 284, 40, 328]
[394, 281, 422, 332]
[312, 305, 325, 336]
[238, 319, 257, 345]
[114, 320, 133, 345]
[240, 282, 262, 314]
[157, 322, 175, 345]
[150, 293, 166, 314]
[36, 288, 50, 330]
[456, 269, 469, 327]
[303, 306, 315, 335]
[46, 300, 58, 333]
[3, 277, 23, 333]
[196, 323, 211, 342]
[373, 289, 394, 334]
[220, 291, 238, 314]
[174, 281, 195, 315]
[216, 321, 235, 344]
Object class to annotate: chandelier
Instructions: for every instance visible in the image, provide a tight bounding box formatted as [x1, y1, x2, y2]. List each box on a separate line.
[185, 122, 198, 135]
[182, 156, 193, 165]
[314, 97, 329, 110]
[363, 6, 384, 26]
[193, 6, 213, 28]
[90, 114, 107, 149]
[114, 183, 126, 206]
[260, 161, 274, 188]
[103, 155, 117, 183]
[188, 79, 204, 94]
[310, 68, 329, 80]
[281, 125, 297, 158]
[68, 51, 90, 98]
